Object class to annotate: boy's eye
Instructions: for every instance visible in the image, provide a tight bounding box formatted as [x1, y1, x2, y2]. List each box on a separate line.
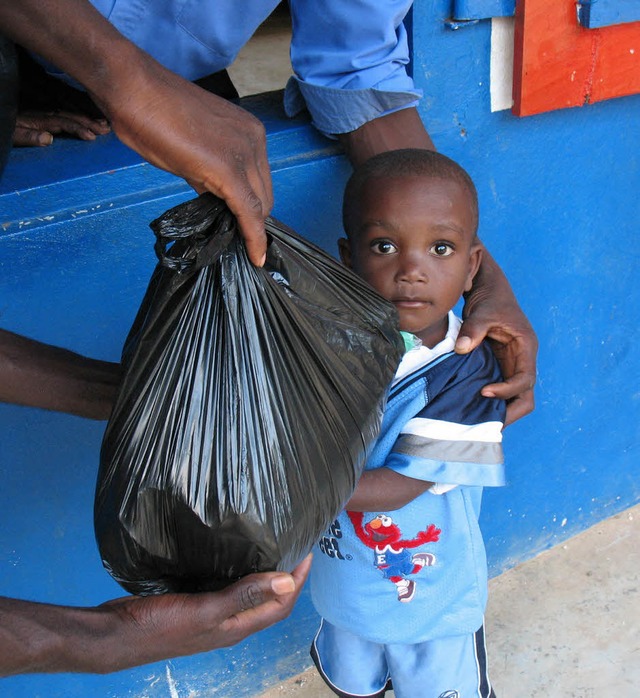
[430, 242, 454, 257]
[371, 240, 397, 255]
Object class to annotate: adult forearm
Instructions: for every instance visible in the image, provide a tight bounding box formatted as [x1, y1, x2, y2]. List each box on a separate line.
[0, 560, 311, 676]
[338, 107, 435, 167]
[0, 596, 124, 676]
[468, 245, 515, 309]
[457, 244, 537, 424]
[0, 1, 137, 99]
[0, 329, 120, 420]
[1, 2, 272, 266]
[456, 242, 523, 339]
[0, 596, 184, 675]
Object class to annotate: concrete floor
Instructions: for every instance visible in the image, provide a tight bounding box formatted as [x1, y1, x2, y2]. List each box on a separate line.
[232, 13, 640, 698]
[258, 504, 640, 698]
[228, 6, 293, 98]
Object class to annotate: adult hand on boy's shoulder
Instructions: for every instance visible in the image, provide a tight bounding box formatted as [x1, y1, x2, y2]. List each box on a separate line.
[457, 310, 537, 426]
[455, 252, 537, 427]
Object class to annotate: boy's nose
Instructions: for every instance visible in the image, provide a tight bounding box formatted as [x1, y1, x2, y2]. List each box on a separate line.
[396, 256, 428, 283]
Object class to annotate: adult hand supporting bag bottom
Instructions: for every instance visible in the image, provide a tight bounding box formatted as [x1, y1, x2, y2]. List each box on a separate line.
[95, 193, 404, 595]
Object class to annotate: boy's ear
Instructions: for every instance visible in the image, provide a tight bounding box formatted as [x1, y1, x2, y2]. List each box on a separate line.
[338, 237, 353, 268]
[464, 244, 483, 293]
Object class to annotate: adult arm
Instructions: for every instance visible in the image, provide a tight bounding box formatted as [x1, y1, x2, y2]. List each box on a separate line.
[288, 0, 534, 413]
[338, 108, 435, 163]
[456, 250, 538, 426]
[339, 109, 537, 424]
[0, 329, 120, 420]
[0, 556, 311, 676]
[0, 1, 271, 265]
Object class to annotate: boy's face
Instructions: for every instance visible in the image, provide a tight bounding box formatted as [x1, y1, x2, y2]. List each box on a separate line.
[340, 174, 481, 348]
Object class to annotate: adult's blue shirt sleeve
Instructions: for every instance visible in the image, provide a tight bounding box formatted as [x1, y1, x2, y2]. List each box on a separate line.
[285, 0, 422, 136]
[33, 0, 422, 137]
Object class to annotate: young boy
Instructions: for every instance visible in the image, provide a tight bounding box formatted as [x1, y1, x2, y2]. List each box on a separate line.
[310, 149, 506, 698]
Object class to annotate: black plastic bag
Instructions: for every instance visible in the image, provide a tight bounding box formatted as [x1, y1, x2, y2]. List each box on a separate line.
[95, 193, 404, 595]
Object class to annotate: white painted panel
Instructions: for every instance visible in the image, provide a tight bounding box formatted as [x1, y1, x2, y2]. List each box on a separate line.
[490, 17, 515, 112]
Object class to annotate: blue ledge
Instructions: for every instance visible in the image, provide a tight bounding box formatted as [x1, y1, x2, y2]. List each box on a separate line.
[0, 90, 341, 237]
[452, 0, 515, 20]
[577, 0, 640, 28]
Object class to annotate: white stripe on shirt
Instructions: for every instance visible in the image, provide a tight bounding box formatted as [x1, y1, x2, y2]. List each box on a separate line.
[402, 417, 504, 444]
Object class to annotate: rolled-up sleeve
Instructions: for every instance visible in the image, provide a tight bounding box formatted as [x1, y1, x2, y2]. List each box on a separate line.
[284, 0, 422, 136]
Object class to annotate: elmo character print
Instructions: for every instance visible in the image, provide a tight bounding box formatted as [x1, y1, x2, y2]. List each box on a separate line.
[347, 511, 441, 603]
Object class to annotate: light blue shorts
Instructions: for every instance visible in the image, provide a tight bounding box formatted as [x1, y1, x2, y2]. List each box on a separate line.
[310, 619, 496, 698]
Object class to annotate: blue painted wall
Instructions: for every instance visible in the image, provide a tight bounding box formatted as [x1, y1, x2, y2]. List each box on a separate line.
[1, 2, 639, 695]
[410, 3, 640, 571]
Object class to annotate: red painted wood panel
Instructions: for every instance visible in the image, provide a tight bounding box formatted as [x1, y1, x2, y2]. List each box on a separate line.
[513, 0, 640, 116]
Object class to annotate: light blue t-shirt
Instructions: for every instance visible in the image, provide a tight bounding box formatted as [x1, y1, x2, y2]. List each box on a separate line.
[311, 317, 507, 644]
[36, 0, 422, 136]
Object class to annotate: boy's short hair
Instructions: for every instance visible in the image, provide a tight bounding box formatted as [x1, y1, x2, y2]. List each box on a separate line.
[343, 148, 479, 237]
